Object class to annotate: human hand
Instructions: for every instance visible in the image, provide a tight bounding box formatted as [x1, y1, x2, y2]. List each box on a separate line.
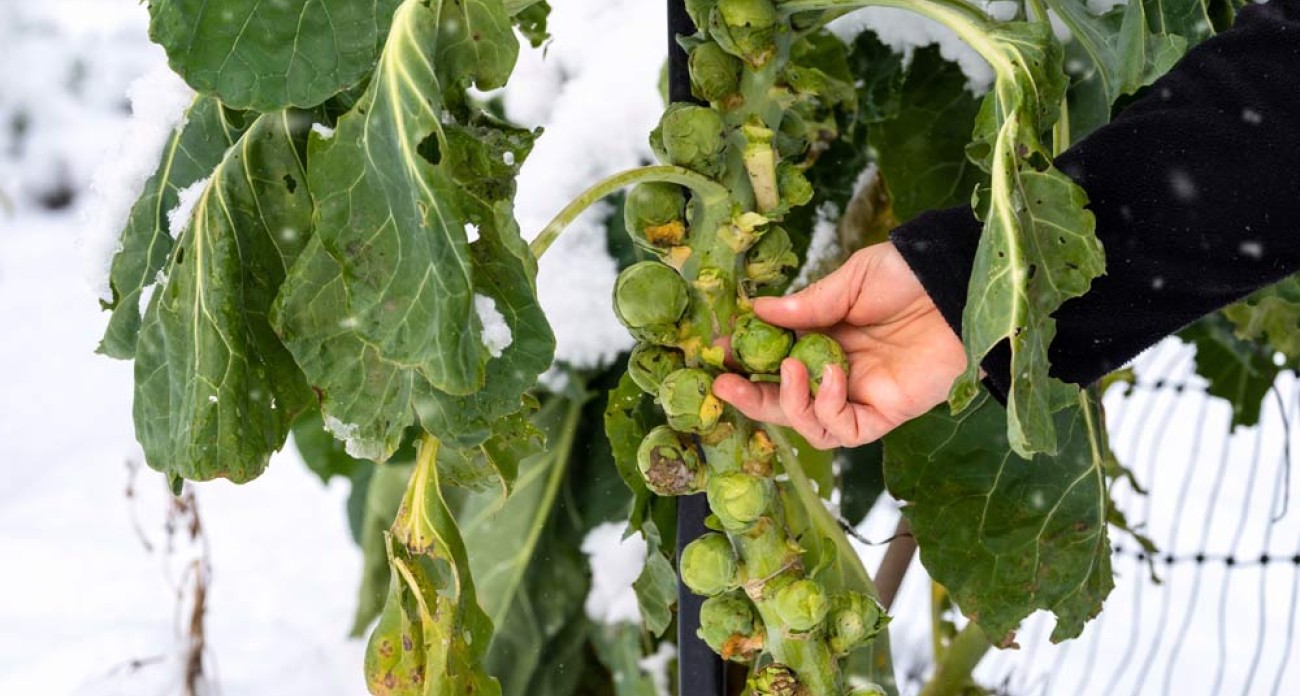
[713, 242, 968, 449]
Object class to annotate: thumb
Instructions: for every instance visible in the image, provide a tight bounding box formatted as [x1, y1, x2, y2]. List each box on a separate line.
[753, 251, 867, 329]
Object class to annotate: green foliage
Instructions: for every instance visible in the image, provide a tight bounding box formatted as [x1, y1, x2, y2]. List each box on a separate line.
[1181, 314, 1282, 428]
[884, 391, 1113, 644]
[134, 111, 315, 483]
[147, 0, 402, 111]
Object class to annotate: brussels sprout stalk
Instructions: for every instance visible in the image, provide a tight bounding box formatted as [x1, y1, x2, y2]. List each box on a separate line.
[743, 117, 781, 213]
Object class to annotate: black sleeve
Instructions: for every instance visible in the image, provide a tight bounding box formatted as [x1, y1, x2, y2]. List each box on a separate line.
[889, 0, 1300, 398]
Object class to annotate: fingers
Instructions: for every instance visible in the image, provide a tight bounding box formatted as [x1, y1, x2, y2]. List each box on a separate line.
[712, 373, 788, 426]
[752, 252, 865, 330]
[714, 362, 897, 450]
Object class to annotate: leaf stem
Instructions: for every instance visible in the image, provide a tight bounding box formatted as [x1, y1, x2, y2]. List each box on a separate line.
[918, 622, 992, 696]
[529, 165, 730, 259]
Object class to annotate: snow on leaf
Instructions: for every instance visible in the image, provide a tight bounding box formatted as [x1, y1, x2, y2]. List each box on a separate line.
[475, 294, 513, 358]
[884, 391, 1114, 644]
[146, 0, 403, 111]
[133, 111, 315, 483]
[165, 176, 209, 239]
[98, 97, 245, 360]
[274, 0, 544, 460]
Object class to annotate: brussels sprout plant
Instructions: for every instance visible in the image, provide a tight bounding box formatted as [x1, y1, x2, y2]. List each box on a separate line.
[95, 0, 1268, 694]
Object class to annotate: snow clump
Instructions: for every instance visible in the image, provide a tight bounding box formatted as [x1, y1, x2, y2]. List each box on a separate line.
[474, 294, 513, 358]
[580, 521, 646, 626]
[166, 176, 209, 239]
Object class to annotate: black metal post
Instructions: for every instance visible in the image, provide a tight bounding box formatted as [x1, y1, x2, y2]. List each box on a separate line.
[668, 2, 727, 695]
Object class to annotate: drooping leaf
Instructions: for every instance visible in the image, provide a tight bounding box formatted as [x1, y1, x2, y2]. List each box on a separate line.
[1141, 0, 1216, 47]
[364, 437, 499, 695]
[884, 392, 1114, 645]
[274, 0, 537, 461]
[867, 45, 984, 222]
[146, 0, 402, 111]
[631, 519, 678, 638]
[1180, 314, 1281, 428]
[949, 21, 1105, 458]
[351, 460, 414, 636]
[99, 97, 247, 359]
[134, 111, 315, 483]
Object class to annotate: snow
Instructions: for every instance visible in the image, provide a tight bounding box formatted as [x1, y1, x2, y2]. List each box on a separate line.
[791, 201, 844, 289]
[638, 641, 678, 696]
[474, 293, 514, 358]
[510, 0, 664, 369]
[580, 522, 647, 626]
[1169, 168, 1198, 202]
[165, 176, 209, 240]
[323, 415, 386, 462]
[310, 122, 335, 140]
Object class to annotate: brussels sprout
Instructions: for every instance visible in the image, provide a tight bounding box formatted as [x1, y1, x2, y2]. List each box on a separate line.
[681, 533, 739, 596]
[629, 343, 687, 395]
[689, 42, 743, 103]
[778, 164, 813, 210]
[744, 225, 799, 287]
[773, 578, 829, 632]
[707, 472, 773, 530]
[659, 368, 724, 434]
[637, 425, 705, 496]
[651, 104, 726, 176]
[718, 210, 770, 253]
[686, 0, 717, 28]
[827, 591, 888, 656]
[732, 313, 794, 374]
[744, 429, 777, 476]
[789, 333, 849, 395]
[613, 261, 689, 344]
[747, 663, 803, 696]
[624, 182, 687, 248]
[698, 592, 762, 659]
[709, 1, 778, 67]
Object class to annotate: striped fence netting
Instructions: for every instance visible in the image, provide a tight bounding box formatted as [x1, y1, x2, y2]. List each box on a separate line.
[857, 338, 1300, 696]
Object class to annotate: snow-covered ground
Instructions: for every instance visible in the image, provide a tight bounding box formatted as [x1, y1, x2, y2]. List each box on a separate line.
[1, 2, 1298, 695]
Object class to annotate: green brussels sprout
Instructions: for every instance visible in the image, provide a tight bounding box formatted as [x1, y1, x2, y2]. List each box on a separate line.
[778, 164, 813, 210]
[628, 343, 686, 395]
[680, 533, 739, 596]
[773, 578, 829, 632]
[624, 182, 687, 248]
[689, 42, 743, 103]
[776, 111, 812, 162]
[637, 425, 705, 496]
[707, 472, 773, 530]
[744, 429, 777, 476]
[686, 0, 717, 28]
[613, 261, 689, 344]
[709, 1, 778, 67]
[747, 663, 803, 696]
[744, 225, 799, 287]
[732, 313, 794, 374]
[698, 592, 761, 659]
[651, 104, 726, 176]
[827, 592, 888, 656]
[789, 333, 849, 395]
[659, 368, 724, 434]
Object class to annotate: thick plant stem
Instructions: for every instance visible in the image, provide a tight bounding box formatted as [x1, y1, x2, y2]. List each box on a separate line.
[918, 623, 992, 696]
[529, 165, 730, 258]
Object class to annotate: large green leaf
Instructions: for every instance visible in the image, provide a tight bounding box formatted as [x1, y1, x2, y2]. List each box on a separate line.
[604, 373, 662, 532]
[134, 111, 315, 483]
[1141, 0, 1215, 46]
[99, 97, 247, 359]
[949, 22, 1105, 458]
[273, 0, 539, 461]
[867, 45, 983, 222]
[883, 393, 1113, 645]
[146, 0, 402, 111]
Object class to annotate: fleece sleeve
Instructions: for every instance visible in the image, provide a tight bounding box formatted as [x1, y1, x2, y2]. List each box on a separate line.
[889, 0, 1300, 397]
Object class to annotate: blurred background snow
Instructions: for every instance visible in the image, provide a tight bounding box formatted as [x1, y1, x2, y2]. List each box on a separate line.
[1, 1, 1297, 695]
